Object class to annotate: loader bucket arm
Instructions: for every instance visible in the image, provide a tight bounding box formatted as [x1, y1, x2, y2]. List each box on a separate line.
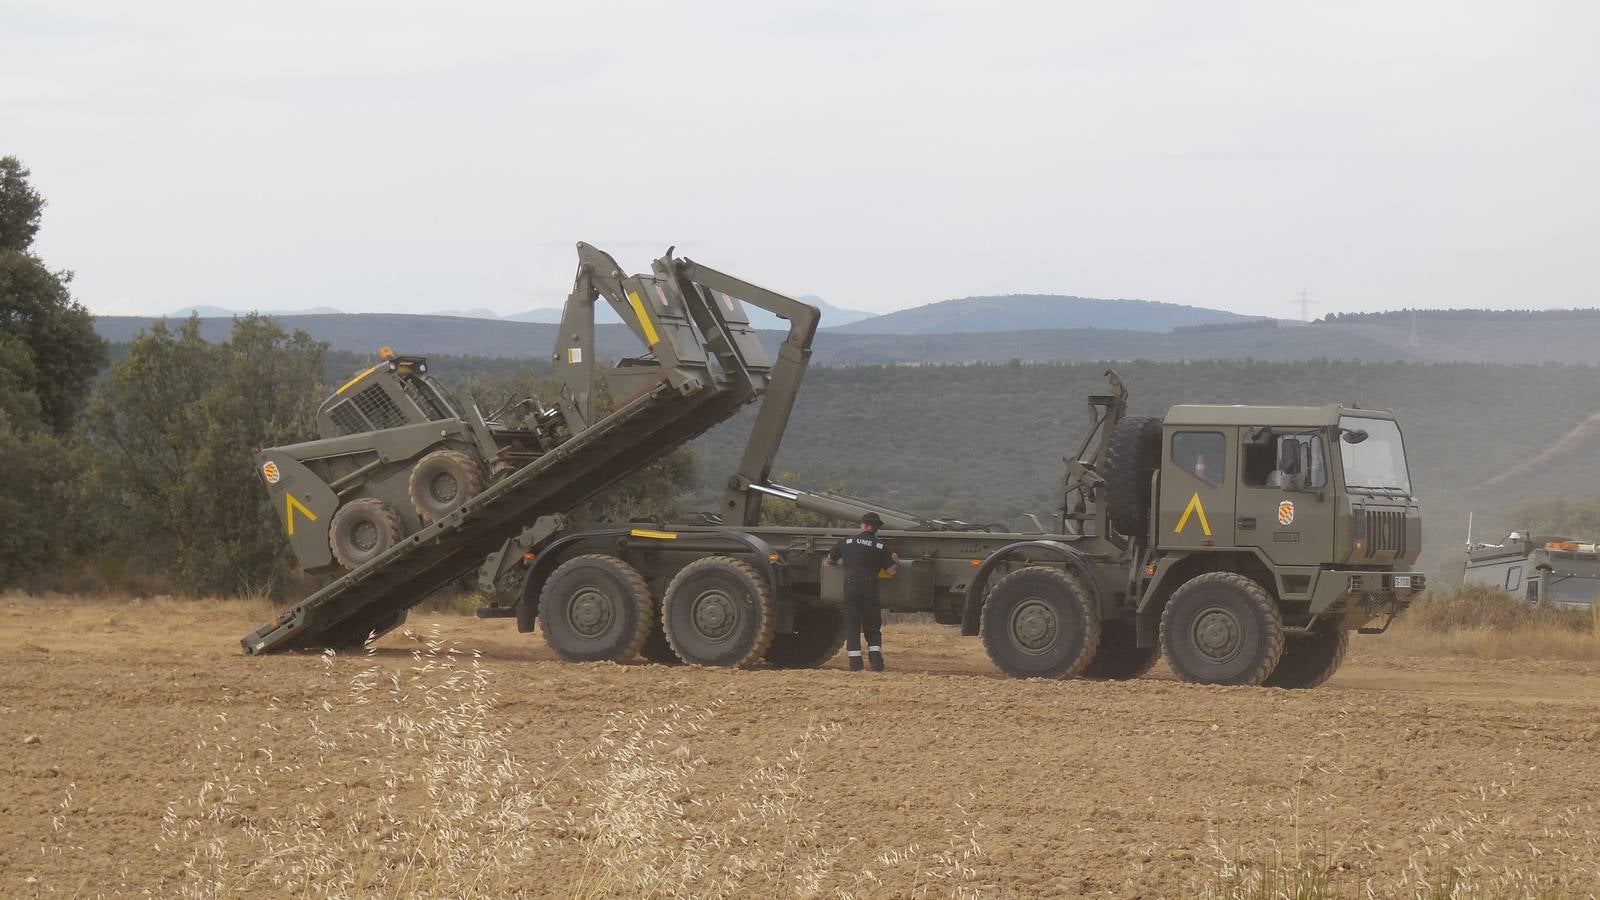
[554, 242, 714, 432]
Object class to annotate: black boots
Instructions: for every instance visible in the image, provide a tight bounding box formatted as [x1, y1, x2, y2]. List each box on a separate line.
[847, 650, 885, 671]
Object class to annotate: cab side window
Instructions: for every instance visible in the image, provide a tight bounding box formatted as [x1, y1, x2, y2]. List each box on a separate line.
[1242, 432, 1328, 490]
[1172, 431, 1225, 488]
[1505, 565, 1522, 592]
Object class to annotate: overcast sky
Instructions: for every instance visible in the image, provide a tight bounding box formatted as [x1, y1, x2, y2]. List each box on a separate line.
[4, 1, 1596, 319]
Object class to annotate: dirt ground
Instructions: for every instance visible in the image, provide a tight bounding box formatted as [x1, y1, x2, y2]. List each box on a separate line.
[5, 595, 1600, 898]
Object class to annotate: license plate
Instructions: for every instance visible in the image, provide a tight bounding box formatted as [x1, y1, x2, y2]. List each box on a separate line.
[1393, 575, 1412, 589]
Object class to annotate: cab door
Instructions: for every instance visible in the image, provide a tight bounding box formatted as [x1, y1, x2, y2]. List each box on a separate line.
[1158, 427, 1235, 550]
[1234, 427, 1332, 566]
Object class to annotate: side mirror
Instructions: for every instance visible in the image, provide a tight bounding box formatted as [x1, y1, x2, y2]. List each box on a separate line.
[1341, 428, 1369, 445]
[1277, 437, 1301, 475]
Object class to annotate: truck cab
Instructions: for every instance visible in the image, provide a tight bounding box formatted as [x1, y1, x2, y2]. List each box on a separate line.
[1151, 404, 1422, 629]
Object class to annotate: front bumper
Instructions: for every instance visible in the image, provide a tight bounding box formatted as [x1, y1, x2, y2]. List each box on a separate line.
[1308, 569, 1426, 630]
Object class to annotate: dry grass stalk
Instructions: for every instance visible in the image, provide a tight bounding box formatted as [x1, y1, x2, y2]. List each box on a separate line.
[1369, 585, 1600, 662]
[143, 626, 987, 898]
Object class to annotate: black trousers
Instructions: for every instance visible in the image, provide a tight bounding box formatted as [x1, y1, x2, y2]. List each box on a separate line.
[843, 584, 883, 652]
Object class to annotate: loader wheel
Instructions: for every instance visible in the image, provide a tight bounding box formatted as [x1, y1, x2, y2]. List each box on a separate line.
[1160, 572, 1284, 686]
[764, 602, 846, 669]
[409, 449, 486, 523]
[1264, 623, 1349, 690]
[662, 556, 776, 668]
[982, 566, 1101, 679]
[328, 499, 405, 570]
[1081, 619, 1159, 680]
[538, 555, 652, 663]
[1103, 415, 1163, 537]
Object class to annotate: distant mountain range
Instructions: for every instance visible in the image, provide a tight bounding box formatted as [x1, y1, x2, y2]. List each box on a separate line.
[831, 294, 1260, 334]
[93, 308, 1600, 367]
[155, 293, 1255, 335]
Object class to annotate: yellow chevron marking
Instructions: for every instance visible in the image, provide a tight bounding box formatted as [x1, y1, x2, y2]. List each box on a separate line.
[1173, 492, 1213, 537]
[285, 494, 318, 536]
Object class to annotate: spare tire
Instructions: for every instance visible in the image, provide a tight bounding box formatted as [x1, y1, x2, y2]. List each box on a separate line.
[1103, 415, 1163, 537]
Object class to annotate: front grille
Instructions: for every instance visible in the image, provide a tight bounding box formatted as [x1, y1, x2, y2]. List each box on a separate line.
[327, 400, 368, 436]
[352, 384, 408, 430]
[1366, 509, 1406, 556]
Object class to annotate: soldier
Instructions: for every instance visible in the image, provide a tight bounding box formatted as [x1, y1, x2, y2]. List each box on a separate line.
[826, 512, 899, 671]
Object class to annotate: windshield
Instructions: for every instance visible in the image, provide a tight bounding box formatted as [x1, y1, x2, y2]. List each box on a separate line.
[1548, 575, 1600, 606]
[1338, 416, 1412, 493]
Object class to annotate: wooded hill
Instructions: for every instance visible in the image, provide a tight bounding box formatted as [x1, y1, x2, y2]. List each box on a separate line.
[96, 308, 1600, 366]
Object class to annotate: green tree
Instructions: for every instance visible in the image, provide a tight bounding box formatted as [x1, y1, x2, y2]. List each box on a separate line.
[0, 155, 105, 434]
[0, 156, 45, 252]
[80, 315, 326, 594]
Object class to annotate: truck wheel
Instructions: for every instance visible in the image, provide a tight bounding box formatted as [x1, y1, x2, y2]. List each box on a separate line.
[538, 555, 652, 663]
[1160, 572, 1284, 686]
[409, 449, 486, 523]
[1081, 619, 1159, 680]
[764, 602, 846, 669]
[1263, 624, 1349, 689]
[981, 566, 1101, 679]
[1103, 415, 1163, 537]
[328, 499, 405, 570]
[662, 557, 776, 668]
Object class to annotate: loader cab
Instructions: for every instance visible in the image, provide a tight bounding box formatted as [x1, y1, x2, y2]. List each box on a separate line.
[1157, 405, 1420, 570]
[316, 353, 461, 439]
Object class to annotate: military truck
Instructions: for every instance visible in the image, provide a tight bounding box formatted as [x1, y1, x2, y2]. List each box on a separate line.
[474, 378, 1424, 687]
[1464, 533, 1600, 610]
[246, 243, 1425, 688]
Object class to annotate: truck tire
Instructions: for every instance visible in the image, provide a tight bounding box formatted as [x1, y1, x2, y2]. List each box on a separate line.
[1103, 415, 1163, 537]
[538, 555, 652, 663]
[662, 556, 776, 668]
[1263, 624, 1349, 689]
[764, 602, 846, 669]
[328, 499, 405, 570]
[1081, 619, 1159, 680]
[409, 449, 486, 523]
[981, 566, 1101, 679]
[1160, 572, 1284, 686]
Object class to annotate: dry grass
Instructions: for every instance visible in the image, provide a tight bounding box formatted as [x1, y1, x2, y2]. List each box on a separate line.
[1200, 760, 1600, 899]
[1367, 585, 1600, 662]
[89, 627, 990, 899]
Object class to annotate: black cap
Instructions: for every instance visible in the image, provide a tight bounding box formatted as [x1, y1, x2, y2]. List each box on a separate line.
[860, 512, 884, 527]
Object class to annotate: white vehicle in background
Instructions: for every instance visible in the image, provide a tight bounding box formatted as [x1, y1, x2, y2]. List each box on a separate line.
[1464, 532, 1600, 610]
